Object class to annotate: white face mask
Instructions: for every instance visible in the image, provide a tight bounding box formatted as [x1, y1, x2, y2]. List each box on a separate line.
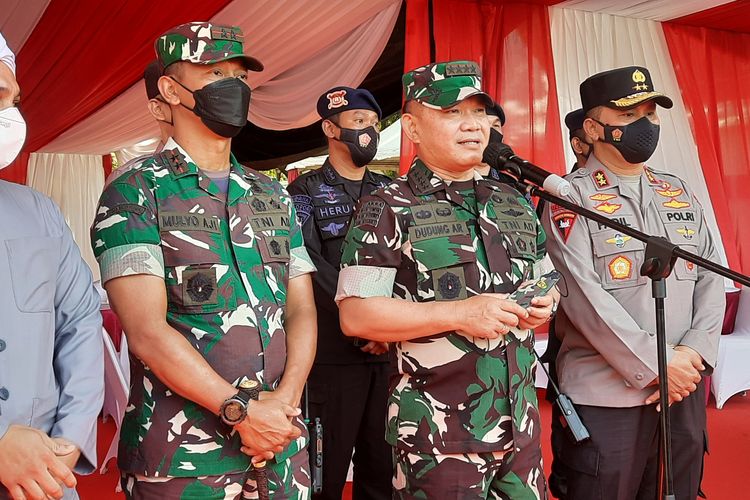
[0, 106, 26, 169]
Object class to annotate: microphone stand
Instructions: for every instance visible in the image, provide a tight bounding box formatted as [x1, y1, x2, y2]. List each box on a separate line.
[527, 184, 750, 500]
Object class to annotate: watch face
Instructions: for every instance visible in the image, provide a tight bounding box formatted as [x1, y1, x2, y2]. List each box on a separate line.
[239, 379, 259, 390]
[223, 401, 244, 424]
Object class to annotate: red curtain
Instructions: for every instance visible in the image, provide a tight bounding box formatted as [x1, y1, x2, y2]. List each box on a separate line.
[0, 153, 29, 184]
[0, 0, 232, 184]
[668, 0, 750, 34]
[401, 0, 565, 175]
[400, 0, 432, 173]
[663, 24, 750, 275]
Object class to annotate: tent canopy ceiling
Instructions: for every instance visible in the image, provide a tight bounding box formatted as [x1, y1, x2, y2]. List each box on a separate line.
[231, 4, 405, 167]
[0, 0, 747, 171]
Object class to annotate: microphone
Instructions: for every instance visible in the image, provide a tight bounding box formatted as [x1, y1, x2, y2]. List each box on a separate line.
[483, 142, 571, 197]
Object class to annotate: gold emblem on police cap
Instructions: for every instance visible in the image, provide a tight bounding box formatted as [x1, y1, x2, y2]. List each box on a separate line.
[632, 69, 649, 92]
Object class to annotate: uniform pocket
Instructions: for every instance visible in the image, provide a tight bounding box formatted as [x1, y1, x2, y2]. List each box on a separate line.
[410, 229, 474, 301]
[662, 221, 699, 281]
[591, 229, 646, 290]
[315, 216, 349, 241]
[256, 230, 291, 304]
[410, 225, 473, 271]
[166, 262, 230, 314]
[6, 236, 60, 313]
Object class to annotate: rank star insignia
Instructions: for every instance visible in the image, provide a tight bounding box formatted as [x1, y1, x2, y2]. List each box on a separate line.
[606, 233, 632, 248]
[327, 90, 348, 109]
[676, 226, 696, 240]
[632, 69, 648, 91]
[663, 199, 690, 209]
[608, 255, 633, 280]
[645, 168, 661, 185]
[590, 193, 617, 202]
[593, 170, 610, 187]
[595, 202, 622, 214]
[656, 186, 684, 198]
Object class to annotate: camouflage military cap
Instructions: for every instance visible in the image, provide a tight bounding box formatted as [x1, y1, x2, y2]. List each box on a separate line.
[156, 22, 263, 72]
[402, 60, 491, 110]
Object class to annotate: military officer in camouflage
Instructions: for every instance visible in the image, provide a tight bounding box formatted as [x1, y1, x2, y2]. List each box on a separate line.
[91, 22, 317, 499]
[336, 60, 554, 499]
[542, 66, 724, 500]
[287, 87, 392, 499]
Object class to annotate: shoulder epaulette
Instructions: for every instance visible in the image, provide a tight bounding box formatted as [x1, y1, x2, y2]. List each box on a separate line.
[152, 148, 189, 175]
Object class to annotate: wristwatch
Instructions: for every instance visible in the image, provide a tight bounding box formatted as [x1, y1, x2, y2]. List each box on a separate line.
[219, 379, 261, 426]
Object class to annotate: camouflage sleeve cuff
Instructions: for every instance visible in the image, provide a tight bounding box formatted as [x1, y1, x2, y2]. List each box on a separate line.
[289, 245, 316, 279]
[98, 243, 165, 284]
[334, 265, 396, 304]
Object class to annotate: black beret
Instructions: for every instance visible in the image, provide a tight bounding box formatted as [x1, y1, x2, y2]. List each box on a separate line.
[144, 60, 163, 100]
[485, 101, 506, 125]
[580, 66, 673, 115]
[316, 86, 382, 121]
[565, 108, 585, 134]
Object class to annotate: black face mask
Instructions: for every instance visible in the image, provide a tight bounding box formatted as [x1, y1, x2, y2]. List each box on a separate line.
[488, 127, 504, 146]
[172, 77, 251, 138]
[594, 116, 660, 164]
[336, 125, 379, 168]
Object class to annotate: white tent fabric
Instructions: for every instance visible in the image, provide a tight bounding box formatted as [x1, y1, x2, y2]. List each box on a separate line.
[41, 0, 401, 154]
[115, 138, 161, 166]
[556, 0, 735, 21]
[549, 6, 729, 268]
[286, 119, 401, 171]
[26, 152, 105, 280]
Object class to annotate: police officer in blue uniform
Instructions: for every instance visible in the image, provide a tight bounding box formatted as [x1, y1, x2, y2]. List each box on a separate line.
[288, 86, 392, 499]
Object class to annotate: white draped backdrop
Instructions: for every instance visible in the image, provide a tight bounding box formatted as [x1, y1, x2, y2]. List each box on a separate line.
[550, 6, 729, 267]
[26, 153, 105, 280]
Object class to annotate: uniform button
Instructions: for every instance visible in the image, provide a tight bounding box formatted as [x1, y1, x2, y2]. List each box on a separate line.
[635, 373, 644, 381]
[648, 332, 655, 337]
[0, 339, 5, 351]
[0, 388, 8, 400]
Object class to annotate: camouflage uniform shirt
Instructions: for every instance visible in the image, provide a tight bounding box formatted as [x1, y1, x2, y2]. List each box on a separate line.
[336, 158, 547, 455]
[91, 138, 315, 477]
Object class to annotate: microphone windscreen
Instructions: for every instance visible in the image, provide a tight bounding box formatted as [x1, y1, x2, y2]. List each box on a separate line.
[482, 142, 515, 166]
